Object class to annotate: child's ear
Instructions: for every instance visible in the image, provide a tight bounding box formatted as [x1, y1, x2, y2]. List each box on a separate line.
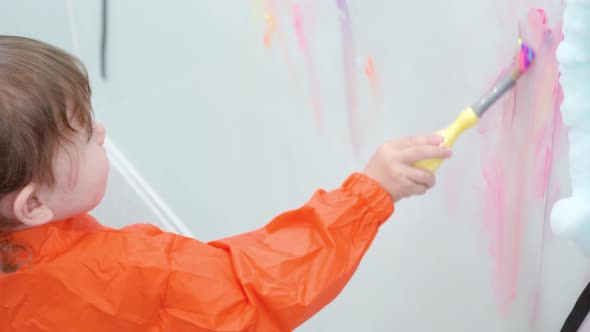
[13, 183, 54, 227]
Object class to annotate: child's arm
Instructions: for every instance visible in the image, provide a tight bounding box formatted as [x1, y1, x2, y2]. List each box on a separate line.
[162, 172, 392, 331]
[156, 135, 451, 331]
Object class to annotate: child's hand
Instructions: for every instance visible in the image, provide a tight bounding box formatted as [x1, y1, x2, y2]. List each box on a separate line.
[363, 134, 452, 202]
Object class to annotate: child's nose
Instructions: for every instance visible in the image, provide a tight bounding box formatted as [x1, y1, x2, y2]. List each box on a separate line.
[95, 122, 106, 146]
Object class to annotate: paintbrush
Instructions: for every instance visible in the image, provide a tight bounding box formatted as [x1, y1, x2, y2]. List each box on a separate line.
[415, 39, 536, 172]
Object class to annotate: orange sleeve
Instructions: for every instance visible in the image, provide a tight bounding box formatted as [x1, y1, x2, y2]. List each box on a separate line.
[162, 172, 394, 331]
[2, 173, 393, 332]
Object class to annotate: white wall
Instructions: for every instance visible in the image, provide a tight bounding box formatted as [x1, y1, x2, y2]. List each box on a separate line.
[1, 1, 589, 331]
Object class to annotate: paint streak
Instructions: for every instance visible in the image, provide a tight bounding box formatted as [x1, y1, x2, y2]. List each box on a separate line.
[259, 0, 277, 48]
[266, 0, 300, 87]
[535, 8, 547, 25]
[336, 0, 360, 155]
[529, 277, 543, 329]
[364, 57, 375, 78]
[263, 11, 277, 48]
[364, 56, 382, 103]
[477, 7, 564, 311]
[292, 4, 308, 51]
[482, 157, 506, 260]
[292, 4, 323, 128]
[535, 147, 552, 198]
[534, 85, 565, 200]
[258, 1, 373, 150]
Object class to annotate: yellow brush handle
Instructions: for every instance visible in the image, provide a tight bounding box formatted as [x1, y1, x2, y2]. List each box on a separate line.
[414, 107, 479, 172]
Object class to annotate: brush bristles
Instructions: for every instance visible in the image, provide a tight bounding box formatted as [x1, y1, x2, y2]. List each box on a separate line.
[516, 41, 535, 73]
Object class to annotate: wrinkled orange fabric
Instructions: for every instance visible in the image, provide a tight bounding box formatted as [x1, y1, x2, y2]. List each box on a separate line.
[0, 173, 393, 331]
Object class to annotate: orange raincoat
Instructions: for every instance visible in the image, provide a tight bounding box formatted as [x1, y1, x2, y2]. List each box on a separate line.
[1, 173, 394, 331]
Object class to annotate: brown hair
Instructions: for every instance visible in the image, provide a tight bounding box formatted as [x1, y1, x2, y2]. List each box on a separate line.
[0, 35, 94, 272]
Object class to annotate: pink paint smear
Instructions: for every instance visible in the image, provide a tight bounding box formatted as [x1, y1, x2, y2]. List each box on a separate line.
[336, 0, 360, 155]
[260, 1, 324, 129]
[478, 7, 565, 312]
[292, 3, 323, 129]
[261, 1, 380, 154]
[365, 56, 383, 104]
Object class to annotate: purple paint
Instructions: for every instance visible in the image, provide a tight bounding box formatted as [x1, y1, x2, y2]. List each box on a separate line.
[336, 0, 360, 154]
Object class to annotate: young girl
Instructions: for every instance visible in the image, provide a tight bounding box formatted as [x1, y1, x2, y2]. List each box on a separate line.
[0, 35, 451, 331]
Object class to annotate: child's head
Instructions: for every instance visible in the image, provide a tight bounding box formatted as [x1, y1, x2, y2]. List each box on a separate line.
[0, 35, 109, 230]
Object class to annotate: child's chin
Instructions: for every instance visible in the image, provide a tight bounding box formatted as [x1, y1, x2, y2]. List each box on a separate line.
[90, 185, 108, 210]
[80, 184, 107, 215]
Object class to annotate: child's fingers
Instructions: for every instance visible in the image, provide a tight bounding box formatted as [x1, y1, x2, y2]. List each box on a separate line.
[408, 182, 429, 196]
[398, 145, 452, 164]
[390, 134, 444, 149]
[406, 166, 436, 188]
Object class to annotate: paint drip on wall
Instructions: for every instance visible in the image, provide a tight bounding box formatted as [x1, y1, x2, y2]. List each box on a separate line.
[335, 0, 360, 153]
[335, 0, 383, 154]
[291, 3, 323, 128]
[477, 7, 565, 312]
[263, 8, 277, 48]
[256, 0, 381, 154]
[364, 56, 382, 102]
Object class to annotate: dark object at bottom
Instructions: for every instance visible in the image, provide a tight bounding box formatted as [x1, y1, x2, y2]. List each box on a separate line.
[562, 279, 590, 331]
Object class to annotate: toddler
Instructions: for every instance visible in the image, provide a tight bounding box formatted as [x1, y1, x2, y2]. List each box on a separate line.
[0, 35, 451, 331]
